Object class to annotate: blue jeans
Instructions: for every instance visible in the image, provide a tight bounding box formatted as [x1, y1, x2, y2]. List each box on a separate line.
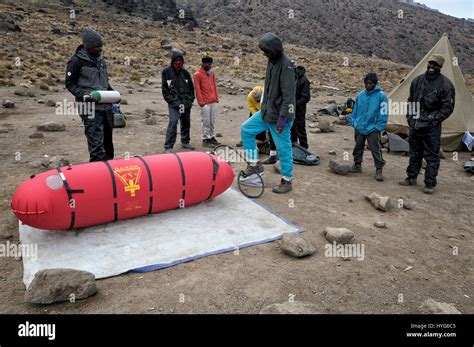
[241, 111, 293, 178]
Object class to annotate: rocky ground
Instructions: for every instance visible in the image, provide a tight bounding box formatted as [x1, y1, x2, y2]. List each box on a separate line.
[0, 1, 472, 314]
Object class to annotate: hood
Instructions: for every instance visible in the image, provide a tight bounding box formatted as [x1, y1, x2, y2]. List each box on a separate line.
[258, 32, 283, 58]
[171, 49, 184, 64]
[295, 66, 305, 77]
[365, 83, 382, 94]
[75, 44, 96, 63]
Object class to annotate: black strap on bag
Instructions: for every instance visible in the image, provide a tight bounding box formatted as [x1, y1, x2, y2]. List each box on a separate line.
[56, 167, 85, 230]
[206, 154, 219, 200]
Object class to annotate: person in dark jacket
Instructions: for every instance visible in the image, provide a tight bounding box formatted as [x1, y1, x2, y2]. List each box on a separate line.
[399, 54, 455, 194]
[240, 32, 296, 194]
[162, 49, 195, 153]
[65, 27, 115, 162]
[291, 65, 311, 149]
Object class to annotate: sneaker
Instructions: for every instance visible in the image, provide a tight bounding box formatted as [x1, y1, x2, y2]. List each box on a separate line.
[399, 178, 417, 186]
[262, 155, 278, 165]
[181, 143, 195, 150]
[375, 168, 384, 182]
[210, 137, 221, 146]
[163, 148, 173, 154]
[202, 139, 215, 148]
[272, 178, 292, 194]
[423, 185, 435, 194]
[349, 164, 362, 173]
[242, 161, 264, 178]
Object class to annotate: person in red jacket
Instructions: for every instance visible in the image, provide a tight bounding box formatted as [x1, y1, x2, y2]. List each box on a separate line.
[194, 53, 220, 148]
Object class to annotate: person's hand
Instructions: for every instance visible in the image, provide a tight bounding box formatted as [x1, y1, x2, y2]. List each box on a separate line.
[276, 115, 288, 133]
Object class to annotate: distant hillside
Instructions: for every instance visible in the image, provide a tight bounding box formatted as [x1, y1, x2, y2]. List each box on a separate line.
[178, 0, 474, 74]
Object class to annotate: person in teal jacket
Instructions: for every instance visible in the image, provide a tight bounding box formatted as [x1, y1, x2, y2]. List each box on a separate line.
[348, 73, 388, 181]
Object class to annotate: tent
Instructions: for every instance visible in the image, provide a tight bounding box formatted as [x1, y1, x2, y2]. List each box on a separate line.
[385, 33, 474, 151]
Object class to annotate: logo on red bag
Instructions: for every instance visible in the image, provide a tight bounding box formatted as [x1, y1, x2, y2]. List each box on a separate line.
[113, 165, 141, 197]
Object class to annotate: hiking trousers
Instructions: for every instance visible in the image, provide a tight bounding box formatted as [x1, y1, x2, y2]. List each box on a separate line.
[241, 110, 294, 178]
[353, 130, 385, 169]
[406, 124, 442, 187]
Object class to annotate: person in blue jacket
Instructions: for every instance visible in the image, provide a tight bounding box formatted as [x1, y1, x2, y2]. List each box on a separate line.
[348, 73, 388, 181]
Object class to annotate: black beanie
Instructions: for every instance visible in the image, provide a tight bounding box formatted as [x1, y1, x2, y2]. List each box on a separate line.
[364, 73, 378, 84]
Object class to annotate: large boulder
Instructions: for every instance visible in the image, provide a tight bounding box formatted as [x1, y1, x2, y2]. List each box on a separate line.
[280, 233, 316, 258]
[323, 227, 354, 244]
[25, 269, 98, 304]
[365, 192, 391, 212]
[329, 159, 351, 175]
[37, 122, 66, 132]
[419, 299, 461, 314]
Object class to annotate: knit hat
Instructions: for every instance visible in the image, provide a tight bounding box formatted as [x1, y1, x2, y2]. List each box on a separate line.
[428, 54, 445, 67]
[364, 72, 378, 84]
[82, 27, 103, 50]
[202, 52, 213, 63]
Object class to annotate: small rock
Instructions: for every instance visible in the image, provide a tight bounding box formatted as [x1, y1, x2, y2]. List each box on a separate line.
[144, 108, 155, 115]
[121, 99, 128, 105]
[29, 132, 45, 139]
[317, 120, 334, 133]
[14, 89, 27, 96]
[25, 269, 97, 304]
[309, 128, 322, 134]
[280, 233, 316, 258]
[260, 301, 320, 314]
[144, 116, 156, 125]
[45, 100, 57, 107]
[374, 221, 387, 228]
[419, 299, 461, 314]
[2, 100, 15, 108]
[37, 122, 66, 132]
[215, 133, 223, 137]
[0, 128, 8, 133]
[328, 150, 337, 155]
[365, 192, 391, 212]
[324, 227, 354, 244]
[329, 159, 351, 175]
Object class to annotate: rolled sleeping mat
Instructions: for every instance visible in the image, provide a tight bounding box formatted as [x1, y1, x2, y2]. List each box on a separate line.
[89, 90, 122, 103]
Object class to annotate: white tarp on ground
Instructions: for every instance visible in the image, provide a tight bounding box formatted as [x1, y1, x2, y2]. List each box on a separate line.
[20, 189, 301, 287]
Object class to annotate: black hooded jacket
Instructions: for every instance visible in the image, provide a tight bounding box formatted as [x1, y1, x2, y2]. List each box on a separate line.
[161, 50, 195, 110]
[406, 71, 455, 129]
[65, 44, 113, 110]
[295, 66, 311, 117]
[258, 33, 296, 123]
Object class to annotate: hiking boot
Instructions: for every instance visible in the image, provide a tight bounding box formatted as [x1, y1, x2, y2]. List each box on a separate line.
[375, 168, 384, 182]
[181, 143, 195, 150]
[209, 137, 221, 146]
[262, 155, 278, 165]
[349, 164, 362, 173]
[399, 178, 417, 186]
[163, 148, 173, 154]
[423, 185, 435, 194]
[202, 139, 215, 148]
[272, 178, 292, 194]
[242, 161, 264, 178]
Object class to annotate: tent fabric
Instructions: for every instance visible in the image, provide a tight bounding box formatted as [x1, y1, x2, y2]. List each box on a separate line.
[386, 34, 474, 151]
